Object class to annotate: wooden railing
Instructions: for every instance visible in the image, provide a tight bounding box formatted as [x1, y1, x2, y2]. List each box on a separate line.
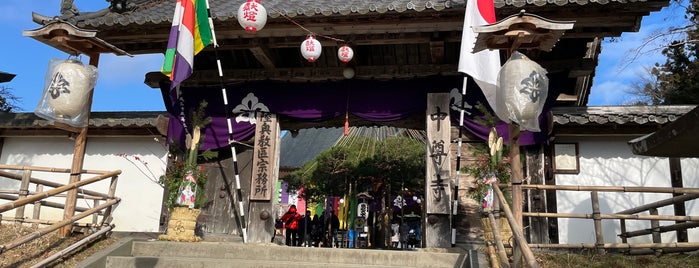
[0, 164, 121, 263]
[513, 184, 699, 254]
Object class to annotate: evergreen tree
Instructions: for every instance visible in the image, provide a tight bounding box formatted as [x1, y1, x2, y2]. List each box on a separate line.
[652, 0, 698, 104]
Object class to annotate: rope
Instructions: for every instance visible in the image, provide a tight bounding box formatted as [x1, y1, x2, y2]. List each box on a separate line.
[204, 0, 247, 243]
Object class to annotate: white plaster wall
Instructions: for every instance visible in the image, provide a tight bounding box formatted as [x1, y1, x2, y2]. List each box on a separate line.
[0, 136, 166, 232]
[555, 138, 699, 244]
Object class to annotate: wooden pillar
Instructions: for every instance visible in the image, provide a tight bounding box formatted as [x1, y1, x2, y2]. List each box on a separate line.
[60, 53, 98, 237]
[15, 170, 32, 221]
[525, 145, 548, 243]
[424, 93, 451, 248]
[669, 157, 688, 242]
[247, 113, 280, 243]
[591, 191, 605, 254]
[509, 124, 524, 266]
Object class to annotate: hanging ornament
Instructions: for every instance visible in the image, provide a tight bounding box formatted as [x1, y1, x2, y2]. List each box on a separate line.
[344, 111, 349, 136]
[337, 45, 354, 63]
[301, 35, 322, 62]
[237, 0, 267, 33]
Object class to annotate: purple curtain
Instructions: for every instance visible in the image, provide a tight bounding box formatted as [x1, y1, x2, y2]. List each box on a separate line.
[161, 75, 558, 151]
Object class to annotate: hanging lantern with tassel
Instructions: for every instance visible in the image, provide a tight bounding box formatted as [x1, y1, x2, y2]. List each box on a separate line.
[337, 45, 354, 63]
[238, 0, 267, 33]
[301, 35, 322, 62]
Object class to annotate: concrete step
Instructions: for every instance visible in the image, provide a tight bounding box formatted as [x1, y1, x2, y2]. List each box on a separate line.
[106, 256, 405, 268]
[127, 241, 467, 268]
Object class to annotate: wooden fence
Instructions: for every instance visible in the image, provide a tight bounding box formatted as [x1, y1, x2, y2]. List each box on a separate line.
[517, 184, 699, 254]
[0, 164, 121, 265]
[482, 183, 699, 267]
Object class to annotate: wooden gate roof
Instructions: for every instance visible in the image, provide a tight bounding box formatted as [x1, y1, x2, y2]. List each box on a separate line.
[29, 0, 669, 107]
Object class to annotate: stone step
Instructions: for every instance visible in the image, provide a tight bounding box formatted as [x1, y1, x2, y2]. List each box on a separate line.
[106, 256, 405, 268]
[128, 241, 467, 268]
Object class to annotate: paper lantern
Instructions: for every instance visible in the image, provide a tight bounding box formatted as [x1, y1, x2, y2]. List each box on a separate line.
[301, 36, 322, 62]
[237, 0, 267, 33]
[495, 51, 549, 132]
[46, 59, 97, 119]
[337, 45, 354, 63]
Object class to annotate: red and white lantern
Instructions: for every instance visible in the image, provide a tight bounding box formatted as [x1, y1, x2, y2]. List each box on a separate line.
[237, 0, 267, 33]
[301, 36, 322, 62]
[337, 45, 354, 63]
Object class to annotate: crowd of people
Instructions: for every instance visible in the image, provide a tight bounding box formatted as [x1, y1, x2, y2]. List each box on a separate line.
[279, 205, 340, 247]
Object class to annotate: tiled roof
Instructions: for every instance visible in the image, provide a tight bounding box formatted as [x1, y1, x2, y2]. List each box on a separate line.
[552, 105, 695, 126]
[0, 111, 167, 129]
[493, 0, 650, 8]
[75, 0, 462, 28]
[67, 0, 643, 28]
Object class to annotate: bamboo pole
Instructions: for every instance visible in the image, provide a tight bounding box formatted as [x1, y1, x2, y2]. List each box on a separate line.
[492, 184, 540, 268]
[0, 198, 119, 253]
[30, 225, 114, 268]
[486, 241, 501, 268]
[522, 212, 699, 221]
[0, 193, 99, 214]
[621, 221, 699, 238]
[2, 217, 97, 227]
[0, 192, 107, 200]
[488, 212, 511, 268]
[511, 184, 699, 194]
[617, 194, 699, 214]
[0, 170, 111, 199]
[528, 242, 699, 249]
[0, 164, 108, 175]
[0, 170, 120, 213]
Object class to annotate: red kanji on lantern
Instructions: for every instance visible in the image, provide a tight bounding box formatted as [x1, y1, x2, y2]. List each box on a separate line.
[238, 0, 267, 33]
[301, 36, 322, 62]
[337, 45, 354, 63]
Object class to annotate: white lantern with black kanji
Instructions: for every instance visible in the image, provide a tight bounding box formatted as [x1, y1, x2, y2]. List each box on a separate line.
[337, 45, 354, 63]
[237, 0, 267, 33]
[495, 51, 549, 132]
[46, 59, 98, 119]
[301, 36, 322, 62]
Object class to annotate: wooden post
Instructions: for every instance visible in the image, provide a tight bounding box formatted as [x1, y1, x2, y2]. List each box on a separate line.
[509, 124, 523, 266]
[620, 219, 628, 243]
[424, 93, 452, 248]
[60, 53, 99, 237]
[649, 208, 661, 244]
[669, 158, 688, 242]
[15, 170, 32, 221]
[591, 191, 605, 254]
[32, 185, 43, 228]
[247, 113, 280, 243]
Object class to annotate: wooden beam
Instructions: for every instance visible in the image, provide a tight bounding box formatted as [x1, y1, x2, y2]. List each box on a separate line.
[144, 64, 461, 87]
[249, 44, 276, 69]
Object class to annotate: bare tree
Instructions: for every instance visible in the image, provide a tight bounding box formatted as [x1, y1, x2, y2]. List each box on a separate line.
[0, 86, 20, 112]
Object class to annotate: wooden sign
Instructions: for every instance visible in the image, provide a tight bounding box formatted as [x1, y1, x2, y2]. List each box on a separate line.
[249, 113, 279, 201]
[425, 93, 452, 214]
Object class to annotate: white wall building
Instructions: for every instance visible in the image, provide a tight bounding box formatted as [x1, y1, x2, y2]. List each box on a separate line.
[0, 112, 168, 233]
[550, 106, 699, 244]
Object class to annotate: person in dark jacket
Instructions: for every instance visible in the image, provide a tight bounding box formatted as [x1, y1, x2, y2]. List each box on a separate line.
[298, 210, 313, 247]
[325, 209, 340, 247]
[281, 205, 302, 246]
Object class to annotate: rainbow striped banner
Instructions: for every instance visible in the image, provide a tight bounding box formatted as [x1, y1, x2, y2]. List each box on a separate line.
[162, 0, 212, 88]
